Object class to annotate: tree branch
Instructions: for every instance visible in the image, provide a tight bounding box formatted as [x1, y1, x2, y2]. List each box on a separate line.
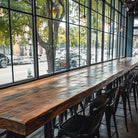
[58, 0, 65, 21]
[27, 21, 49, 50]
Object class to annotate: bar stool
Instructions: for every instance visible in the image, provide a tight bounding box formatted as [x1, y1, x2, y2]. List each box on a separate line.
[117, 75, 135, 131]
[123, 72, 138, 112]
[90, 87, 120, 138]
[58, 97, 109, 138]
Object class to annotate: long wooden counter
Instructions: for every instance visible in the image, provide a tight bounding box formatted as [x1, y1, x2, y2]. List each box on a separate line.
[0, 57, 138, 136]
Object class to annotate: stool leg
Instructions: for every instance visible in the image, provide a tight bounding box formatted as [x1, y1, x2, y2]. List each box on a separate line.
[135, 84, 138, 98]
[44, 121, 53, 138]
[122, 94, 128, 131]
[113, 112, 119, 138]
[96, 129, 100, 138]
[132, 84, 138, 112]
[105, 110, 111, 138]
[127, 96, 133, 121]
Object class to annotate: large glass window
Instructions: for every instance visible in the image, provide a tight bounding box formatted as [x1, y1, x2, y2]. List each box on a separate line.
[0, 0, 127, 88]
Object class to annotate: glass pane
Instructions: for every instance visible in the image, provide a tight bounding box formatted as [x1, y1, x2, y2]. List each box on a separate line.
[55, 22, 66, 72]
[98, 14, 102, 31]
[104, 17, 110, 33]
[97, 31, 102, 62]
[115, 11, 118, 23]
[105, 4, 110, 18]
[98, 0, 102, 14]
[113, 35, 117, 59]
[52, 0, 66, 21]
[112, 0, 115, 7]
[69, 0, 79, 25]
[0, 9, 12, 85]
[80, 27, 87, 66]
[109, 33, 113, 59]
[104, 33, 109, 61]
[133, 29, 138, 35]
[80, 5, 87, 26]
[0, 0, 8, 7]
[119, 1, 121, 12]
[10, 0, 32, 13]
[91, 11, 97, 29]
[37, 17, 53, 75]
[120, 37, 124, 57]
[11, 11, 34, 81]
[114, 22, 118, 34]
[92, 0, 97, 11]
[111, 9, 114, 20]
[91, 29, 96, 63]
[134, 18, 138, 27]
[69, 24, 79, 69]
[115, 0, 118, 10]
[133, 37, 138, 57]
[110, 20, 114, 34]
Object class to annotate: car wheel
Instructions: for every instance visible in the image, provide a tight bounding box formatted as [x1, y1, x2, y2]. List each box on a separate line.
[0, 60, 7, 68]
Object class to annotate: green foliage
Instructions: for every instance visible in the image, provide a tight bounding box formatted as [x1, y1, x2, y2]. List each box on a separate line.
[0, 0, 103, 49]
[0, 9, 10, 46]
[0, 0, 8, 8]
[10, 0, 32, 13]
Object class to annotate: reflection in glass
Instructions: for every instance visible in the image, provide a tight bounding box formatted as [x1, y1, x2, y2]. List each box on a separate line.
[11, 12, 34, 81]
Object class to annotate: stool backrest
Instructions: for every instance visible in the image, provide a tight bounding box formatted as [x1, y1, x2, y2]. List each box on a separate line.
[80, 98, 109, 136]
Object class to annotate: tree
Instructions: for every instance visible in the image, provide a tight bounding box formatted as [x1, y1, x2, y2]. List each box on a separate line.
[0, 0, 65, 73]
[0, 0, 104, 73]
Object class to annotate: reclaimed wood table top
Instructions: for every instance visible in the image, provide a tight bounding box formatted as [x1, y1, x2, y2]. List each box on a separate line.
[0, 57, 138, 136]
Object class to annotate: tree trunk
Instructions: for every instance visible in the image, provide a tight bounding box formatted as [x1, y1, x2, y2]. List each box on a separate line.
[46, 46, 54, 74]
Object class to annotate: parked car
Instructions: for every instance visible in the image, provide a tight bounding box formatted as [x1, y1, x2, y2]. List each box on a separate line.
[0, 53, 9, 68]
[22, 56, 33, 64]
[12, 56, 23, 65]
[55, 53, 86, 71]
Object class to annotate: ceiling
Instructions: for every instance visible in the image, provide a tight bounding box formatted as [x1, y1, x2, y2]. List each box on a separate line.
[121, 0, 138, 14]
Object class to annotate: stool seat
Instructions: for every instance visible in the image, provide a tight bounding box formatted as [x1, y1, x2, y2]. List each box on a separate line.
[58, 97, 109, 138]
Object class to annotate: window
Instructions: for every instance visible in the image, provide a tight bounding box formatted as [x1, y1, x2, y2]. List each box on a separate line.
[0, 0, 127, 88]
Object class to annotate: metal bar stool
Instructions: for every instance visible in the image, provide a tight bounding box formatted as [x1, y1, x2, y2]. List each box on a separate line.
[58, 97, 109, 138]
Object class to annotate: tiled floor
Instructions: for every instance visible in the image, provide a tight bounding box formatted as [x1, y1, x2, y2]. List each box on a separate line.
[0, 99, 138, 138]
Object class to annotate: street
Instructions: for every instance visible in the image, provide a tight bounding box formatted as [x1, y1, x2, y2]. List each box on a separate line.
[0, 62, 48, 85]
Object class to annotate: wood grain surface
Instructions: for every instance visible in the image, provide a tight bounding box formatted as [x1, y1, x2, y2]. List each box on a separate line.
[0, 57, 138, 136]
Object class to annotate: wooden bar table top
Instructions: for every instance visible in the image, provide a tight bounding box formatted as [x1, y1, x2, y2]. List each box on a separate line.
[0, 57, 138, 136]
